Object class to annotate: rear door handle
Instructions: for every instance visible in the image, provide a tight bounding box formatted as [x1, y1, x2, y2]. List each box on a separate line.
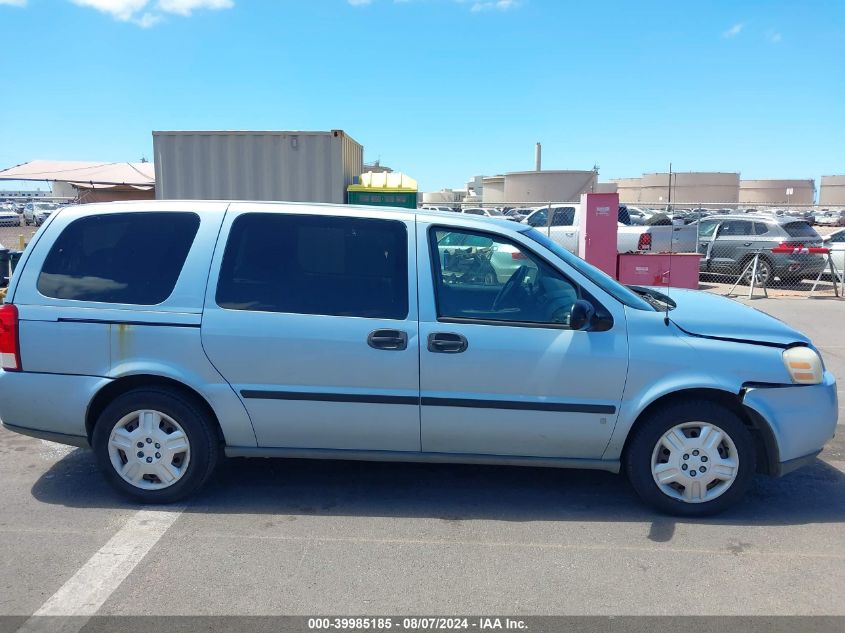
[743, 242, 753, 247]
[427, 332, 468, 354]
[367, 329, 408, 351]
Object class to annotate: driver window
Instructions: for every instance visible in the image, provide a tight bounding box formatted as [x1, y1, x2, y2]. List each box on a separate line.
[430, 228, 581, 326]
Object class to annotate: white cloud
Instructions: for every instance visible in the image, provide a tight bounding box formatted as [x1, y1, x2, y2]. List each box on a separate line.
[470, 0, 519, 11]
[722, 22, 744, 38]
[157, 0, 233, 16]
[69, 0, 232, 26]
[71, 0, 149, 21]
[0, 0, 27, 5]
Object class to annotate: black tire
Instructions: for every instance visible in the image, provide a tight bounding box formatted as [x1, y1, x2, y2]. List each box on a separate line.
[92, 387, 220, 503]
[738, 257, 773, 287]
[624, 400, 756, 516]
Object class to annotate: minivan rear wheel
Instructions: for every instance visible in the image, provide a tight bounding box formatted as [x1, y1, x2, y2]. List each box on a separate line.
[624, 400, 755, 516]
[92, 388, 220, 503]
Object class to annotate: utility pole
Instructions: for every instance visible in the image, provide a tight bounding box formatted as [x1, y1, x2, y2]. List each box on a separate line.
[667, 162, 673, 209]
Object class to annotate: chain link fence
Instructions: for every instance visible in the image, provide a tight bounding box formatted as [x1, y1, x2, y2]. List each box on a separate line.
[420, 200, 845, 300]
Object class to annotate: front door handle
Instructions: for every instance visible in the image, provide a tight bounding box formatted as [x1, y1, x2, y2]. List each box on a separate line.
[743, 242, 753, 247]
[367, 329, 408, 351]
[427, 332, 468, 354]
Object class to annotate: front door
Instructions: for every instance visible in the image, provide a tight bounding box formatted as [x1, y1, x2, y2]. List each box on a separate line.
[202, 209, 420, 451]
[417, 223, 629, 459]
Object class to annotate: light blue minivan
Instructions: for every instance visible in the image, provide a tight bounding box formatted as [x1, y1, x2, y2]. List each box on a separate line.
[0, 201, 837, 515]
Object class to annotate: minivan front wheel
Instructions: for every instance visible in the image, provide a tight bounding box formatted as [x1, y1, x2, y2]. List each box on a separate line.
[92, 388, 220, 503]
[625, 400, 755, 516]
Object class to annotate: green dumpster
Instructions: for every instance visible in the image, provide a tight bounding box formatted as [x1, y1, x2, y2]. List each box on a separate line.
[347, 171, 418, 210]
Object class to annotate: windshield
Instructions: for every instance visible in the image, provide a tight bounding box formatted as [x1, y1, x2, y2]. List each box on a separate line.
[523, 228, 655, 311]
[486, 208, 504, 216]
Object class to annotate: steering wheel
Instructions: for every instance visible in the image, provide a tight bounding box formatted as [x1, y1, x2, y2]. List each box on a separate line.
[492, 265, 529, 311]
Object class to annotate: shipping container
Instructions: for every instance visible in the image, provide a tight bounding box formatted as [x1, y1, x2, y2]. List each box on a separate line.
[153, 130, 363, 204]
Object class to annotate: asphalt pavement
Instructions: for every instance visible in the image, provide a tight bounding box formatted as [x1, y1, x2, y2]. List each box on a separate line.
[0, 298, 843, 619]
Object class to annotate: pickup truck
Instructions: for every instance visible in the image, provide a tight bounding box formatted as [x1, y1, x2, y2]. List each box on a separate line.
[522, 205, 698, 255]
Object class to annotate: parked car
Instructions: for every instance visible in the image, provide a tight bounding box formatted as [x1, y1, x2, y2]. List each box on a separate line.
[0, 207, 19, 227]
[0, 201, 836, 516]
[421, 206, 456, 214]
[522, 204, 697, 254]
[23, 202, 58, 226]
[822, 228, 845, 278]
[815, 210, 845, 227]
[695, 215, 826, 285]
[461, 207, 504, 218]
[502, 207, 533, 222]
[626, 207, 649, 225]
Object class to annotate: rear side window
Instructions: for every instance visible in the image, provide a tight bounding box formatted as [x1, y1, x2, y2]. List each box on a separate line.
[717, 220, 752, 236]
[216, 213, 409, 320]
[783, 221, 820, 239]
[37, 212, 200, 304]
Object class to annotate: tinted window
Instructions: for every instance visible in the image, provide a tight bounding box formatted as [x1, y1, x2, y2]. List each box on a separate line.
[38, 212, 199, 304]
[431, 228, 583, 326]
[783, 221, 820, 239]
[551, 207, 576, 226]
[717, 220, 752, 236]
[527, 209, 548, 226]
[829, 231, 845, 243]
[753, 222, 770, 235]
[217, 213, 408, 320]
[463, 209, 485, 216]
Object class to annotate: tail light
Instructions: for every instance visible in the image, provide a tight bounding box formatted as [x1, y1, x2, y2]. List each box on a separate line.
[0, 303, 21, 372]
[511, 251, 526, 260]
[638, 233, 652, 251]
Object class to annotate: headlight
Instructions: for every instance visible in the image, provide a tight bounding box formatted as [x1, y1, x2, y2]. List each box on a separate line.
[782, 346, 824, 385]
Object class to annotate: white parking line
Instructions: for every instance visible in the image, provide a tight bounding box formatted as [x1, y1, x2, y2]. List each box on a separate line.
[16, 506, 184, 633]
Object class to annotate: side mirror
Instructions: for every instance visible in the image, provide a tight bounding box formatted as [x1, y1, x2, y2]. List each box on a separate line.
[569, 299, 596, 331]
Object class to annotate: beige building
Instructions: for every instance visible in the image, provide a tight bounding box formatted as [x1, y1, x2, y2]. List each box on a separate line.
[481, 176, 505, 203]
[739, 179, 815, 205]
[819, 175, 845, 206]
[594, 182, 618, 194]
[611, 177, 643, 203]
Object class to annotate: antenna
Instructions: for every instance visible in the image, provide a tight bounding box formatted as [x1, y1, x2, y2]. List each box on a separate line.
[664, 162, 673, 326]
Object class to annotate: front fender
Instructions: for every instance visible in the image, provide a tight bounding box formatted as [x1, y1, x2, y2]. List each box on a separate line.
[604, 309, 796, 460]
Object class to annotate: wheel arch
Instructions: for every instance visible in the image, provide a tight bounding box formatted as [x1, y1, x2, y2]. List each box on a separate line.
[85, 374, 225, 447]
[620, 387, 779, 476]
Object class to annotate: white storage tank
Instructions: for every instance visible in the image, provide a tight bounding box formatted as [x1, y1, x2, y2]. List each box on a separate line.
[503, 170, 597, 203]
[739, 179, 815, 205]
[610, 178, 642, 203]
[153, 130, 363, 203]
[819, 175, 845, 206]
[639, 172, 739, 205]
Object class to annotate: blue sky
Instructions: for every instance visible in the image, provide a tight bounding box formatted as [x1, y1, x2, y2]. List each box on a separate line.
[1, 0, 843, 192]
